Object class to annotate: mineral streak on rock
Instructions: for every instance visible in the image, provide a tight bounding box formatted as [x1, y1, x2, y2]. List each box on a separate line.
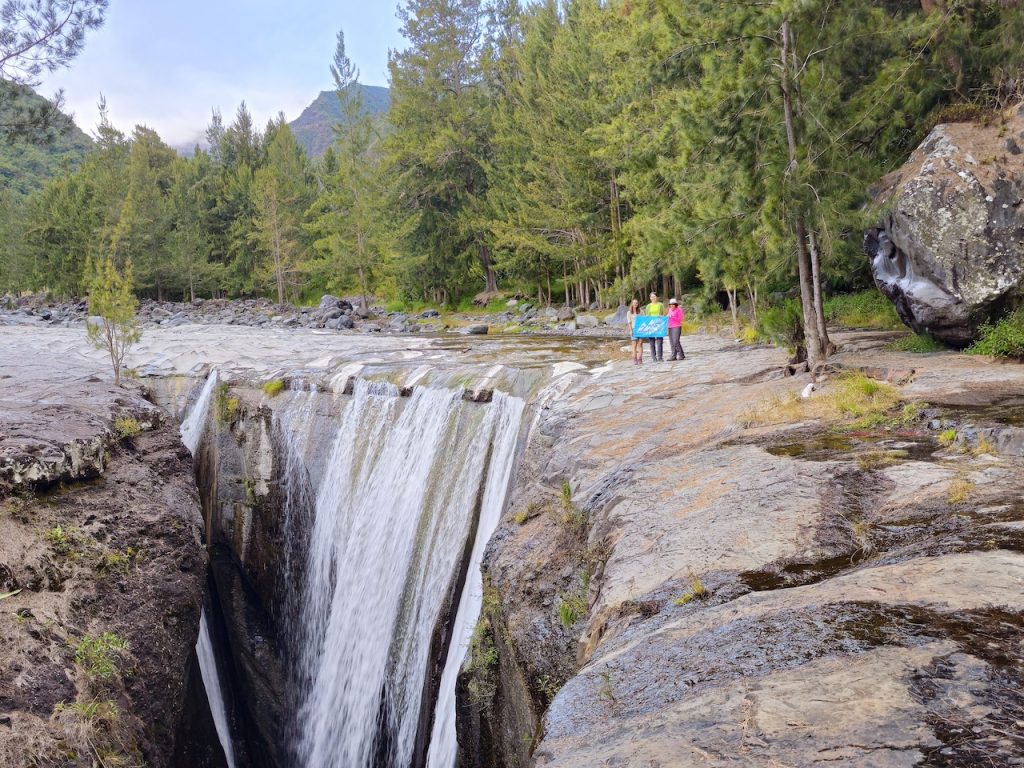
[865, 108, 1024, 346]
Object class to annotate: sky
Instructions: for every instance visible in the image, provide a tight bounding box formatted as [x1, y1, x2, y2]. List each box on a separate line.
[39, 1, 406, 148]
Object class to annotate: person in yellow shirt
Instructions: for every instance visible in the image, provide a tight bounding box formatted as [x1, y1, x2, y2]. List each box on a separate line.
[645, 292, 665, 362]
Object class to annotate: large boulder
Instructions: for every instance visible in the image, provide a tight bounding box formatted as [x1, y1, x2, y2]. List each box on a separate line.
[605, 304, 628, 327]
[864, 108, 1024, 346]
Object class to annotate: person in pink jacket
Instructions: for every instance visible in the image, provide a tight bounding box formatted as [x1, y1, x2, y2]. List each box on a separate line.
[667, 298, 686, 361]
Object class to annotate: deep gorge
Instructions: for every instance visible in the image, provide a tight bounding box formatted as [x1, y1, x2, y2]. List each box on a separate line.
[172, 366, 533, 768]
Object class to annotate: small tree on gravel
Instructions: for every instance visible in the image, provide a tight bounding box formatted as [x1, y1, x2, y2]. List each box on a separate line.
[85, 255, 140, 386]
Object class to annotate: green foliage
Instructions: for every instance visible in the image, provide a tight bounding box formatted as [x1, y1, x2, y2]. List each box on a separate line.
[939, 428, 958, 447]
[824, 291, 903, 330]
[756, 299, 805, 352]
[45, 525, 75, 555]
[888, 333, 946, 353]
[113, 416, 141, 439]
[73, 632, 128, 680]
[84, 255, 141, 387]
[967, 308, 1024, 359]
[5, 0, 1023, 319]
[558, 568, 591, 629]
[0, 81, 91, 196]
[262, 379, 285, 397]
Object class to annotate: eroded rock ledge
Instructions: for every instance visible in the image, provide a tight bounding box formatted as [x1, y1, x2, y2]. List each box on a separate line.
[0, 358, 206, 767]
[466, 332, 1024, 767]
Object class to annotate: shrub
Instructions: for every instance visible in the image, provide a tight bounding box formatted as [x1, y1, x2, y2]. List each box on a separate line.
[824, 290, 903, 330]
[967, 308, 1024, 358]
[262, 379, 285, 397]
[112, 416, 141, 439]
[938, 428, 958, 447]
[888, 333, 946, 353]
[73, 632, 128, 680]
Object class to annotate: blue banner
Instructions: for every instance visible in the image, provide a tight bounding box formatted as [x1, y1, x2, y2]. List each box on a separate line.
[633, 315, 668, 338]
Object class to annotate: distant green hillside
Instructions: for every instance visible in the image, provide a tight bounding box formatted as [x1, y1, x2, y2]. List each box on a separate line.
[289, 84, 390, 158]
[0, 81, 92, 196]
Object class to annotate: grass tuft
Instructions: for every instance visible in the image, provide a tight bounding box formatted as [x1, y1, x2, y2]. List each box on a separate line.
[887, 333, 946, 353]
[947, 477, 975, 505]
[938, 428, 958, 447]
[673, 571, 709, 606]
[73, 632, 128, 680]
[824, 291, 903, 330]
[856, 449, 908, 471]
[740, 373, 904, 429]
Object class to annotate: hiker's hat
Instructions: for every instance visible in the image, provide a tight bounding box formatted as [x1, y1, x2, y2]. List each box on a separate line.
[669, 298, 678, 304]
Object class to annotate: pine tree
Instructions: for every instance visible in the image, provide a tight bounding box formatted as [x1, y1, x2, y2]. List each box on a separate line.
[84, 254, 140, 387]
[385, 0, 497, 302]
[307, 30, 386, 309]
[251, 120, 309, 304]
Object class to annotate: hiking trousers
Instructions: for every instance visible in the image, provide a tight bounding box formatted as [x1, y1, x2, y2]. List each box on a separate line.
[669, 327, 685, 360]
[648, 336, 664, 361]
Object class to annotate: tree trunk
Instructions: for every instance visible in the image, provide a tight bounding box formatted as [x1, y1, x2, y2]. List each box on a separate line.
[780, 18, 827, 368]
[358, 265, 368, 311]
[479, 244, 498, 293]
[726, 287, 738, 333]
[808, 229, 831, 351]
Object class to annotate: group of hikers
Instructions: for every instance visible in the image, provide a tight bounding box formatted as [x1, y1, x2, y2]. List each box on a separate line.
[626, 292, 686, 365]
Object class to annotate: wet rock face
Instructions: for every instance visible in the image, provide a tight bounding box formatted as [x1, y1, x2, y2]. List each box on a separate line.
[865, 111, 1024, 346]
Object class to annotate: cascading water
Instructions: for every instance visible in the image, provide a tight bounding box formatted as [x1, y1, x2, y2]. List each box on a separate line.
[180, 369, 218, 455]
[180, 370, 236, 768]
[426, 394, 524, 768]
[277, 379, 524, 768]
[197, 609, 238, 768]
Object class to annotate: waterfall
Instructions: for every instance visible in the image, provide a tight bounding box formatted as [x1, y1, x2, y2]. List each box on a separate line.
[426, 394, 524, 768]
[180, 369, 218, 454]
[288, 379, 524, 768]
[197, 609, 238, 768]
[180, 370, 236, 768]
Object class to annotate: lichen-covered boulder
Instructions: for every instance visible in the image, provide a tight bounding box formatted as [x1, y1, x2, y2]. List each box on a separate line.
[864, 107, 1024, 346]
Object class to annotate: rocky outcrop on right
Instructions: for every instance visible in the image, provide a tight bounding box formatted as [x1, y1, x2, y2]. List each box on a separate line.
[865, 107, 1024, 346]
[467, 332, 1024, 767]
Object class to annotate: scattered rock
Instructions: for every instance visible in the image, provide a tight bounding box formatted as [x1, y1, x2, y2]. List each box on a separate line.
[466, 324, 489, 335]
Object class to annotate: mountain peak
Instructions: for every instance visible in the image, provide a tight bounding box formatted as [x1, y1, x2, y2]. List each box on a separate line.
[288, 84, 390, 158]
